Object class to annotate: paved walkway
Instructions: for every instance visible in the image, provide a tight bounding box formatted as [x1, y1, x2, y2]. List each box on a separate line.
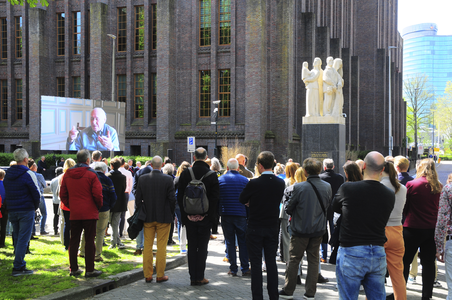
[91, 230, 449, 299]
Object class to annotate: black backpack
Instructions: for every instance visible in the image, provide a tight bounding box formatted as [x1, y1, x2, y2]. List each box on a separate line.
[183, 167, 215, 215]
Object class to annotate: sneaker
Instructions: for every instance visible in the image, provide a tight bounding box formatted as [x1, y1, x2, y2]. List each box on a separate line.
[317, 274, 329, 283]
[85, 269, 103, 278]
[278, 289, 293, 299]
[108, 245, 116, 250]
[228, 271, 237, 277]
[433, 280, 442, 288]
[94, 256, 104, 262]
[303, 295, 315, 300]
[408, 276, 416, 284]
[70, 269, 83, 276]
[180, 249, 187, 254]
[223, 257, 229, 262]
[117, 243, 126, 249]
[133, 249, 143, 255]
[12, 267, 33, 277]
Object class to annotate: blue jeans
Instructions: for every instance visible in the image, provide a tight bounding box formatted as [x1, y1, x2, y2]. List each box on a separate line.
[221, 215, 249, 273]
[136, 228, 144, 249]
[336, 245, 387, 300]
[39, 198, 47, 232]
[9, 210, 35, 270]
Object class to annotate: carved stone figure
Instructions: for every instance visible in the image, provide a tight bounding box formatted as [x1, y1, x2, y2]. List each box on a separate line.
[331, 58, 344, 117]
[322, 57, 339, 116]
[303, 58, 322, 117]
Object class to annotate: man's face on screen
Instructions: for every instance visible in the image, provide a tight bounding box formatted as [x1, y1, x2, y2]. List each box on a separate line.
[90, 109, 106, 132]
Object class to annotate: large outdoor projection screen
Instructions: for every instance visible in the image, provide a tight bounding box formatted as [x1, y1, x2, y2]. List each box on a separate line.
[40, 96, 125, 151]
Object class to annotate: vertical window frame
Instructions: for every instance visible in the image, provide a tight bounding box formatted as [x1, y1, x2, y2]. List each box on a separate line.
[135, 6, 145, 51]
[1, 80, 7, 121]
[150, 73, 157, 119]
[199, 70, 211, 117]
[134, 74, 144, 119]
[16, 79, 22, 120]
[0, 18, 7, 59]
[57, 77, 65, 97]
[117, 8, 127, 52]
[152, 4, 157, 50]
[219, 0, 231, 46]
[73, 11, 81, 55]
[57, 13, 65, 56]
[218, 69, 231, 117]
[72, 76, 81, 98]
[117, 74, 126, 102]
[15, 17, 22, 59]
[199, 0, 211, 47]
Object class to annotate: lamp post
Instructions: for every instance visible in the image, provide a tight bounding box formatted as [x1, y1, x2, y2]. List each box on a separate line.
[388, 46, 397, 156]
[413, 87, 420, 160]
[107, 34, 116, 158]
[212, 100, 221, 158]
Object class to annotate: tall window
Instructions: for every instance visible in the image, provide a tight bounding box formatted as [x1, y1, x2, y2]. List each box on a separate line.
[15, 17, 22, 58]
[152, 4, 157, 50]
[150, 73, 157, 119]
[86, 11, 90, 55]
[199, 70, 211, 117]
[218, 69, 230, 116]
[73, 12, 81, 55]
[219, 0, 231, 45]
[1, 80, 7, 120]
[1, 18, 7, 59]
[134, 74, 144, 118]
[200, 0, 211, 47]
[57, 13, 65, 56]
[72, 77, 81, 98]
[16, 79, 22, 120]
[117, 74, 126, 102]
[57, 77, 65, 97]
[117, 8, 127, 52]
[135, 6, 144, 51]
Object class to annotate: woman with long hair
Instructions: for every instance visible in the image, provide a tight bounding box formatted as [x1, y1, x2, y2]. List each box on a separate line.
[174, 161, 190, 253]
[381, 162, 406, 300]
[59, 158, 76, 250]
[403, 159, 442, 300]
[280, 163, 298, 263]
[294, 167, 307, 183]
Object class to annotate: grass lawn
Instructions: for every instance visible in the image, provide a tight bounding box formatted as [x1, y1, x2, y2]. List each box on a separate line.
[0, 234, 179, 300]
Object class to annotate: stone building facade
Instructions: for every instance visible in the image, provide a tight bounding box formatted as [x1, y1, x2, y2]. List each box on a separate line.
[0, 0, 405, 165]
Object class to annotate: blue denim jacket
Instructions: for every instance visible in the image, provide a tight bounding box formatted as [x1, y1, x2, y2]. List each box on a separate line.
[67, 123, 119, 151]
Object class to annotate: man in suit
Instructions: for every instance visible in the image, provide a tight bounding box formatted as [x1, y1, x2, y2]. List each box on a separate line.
[239, 151, 285, 300]
[319, 158, 344, 263]
[177, 147, 219, 286]
[135, 156, 176, 283]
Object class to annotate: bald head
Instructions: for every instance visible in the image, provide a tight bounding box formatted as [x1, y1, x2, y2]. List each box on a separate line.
[364, 151, 385, 177]
[235, 154, 245, 166]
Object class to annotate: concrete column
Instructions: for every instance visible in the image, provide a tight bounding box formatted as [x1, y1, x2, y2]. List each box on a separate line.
[90, 2, 110, 101]
[330, 38, 341, 59]
[29, 8, 49, 144]
[315, 26, 329, 61]
[350, 56, 359, 150]
[341, 48, 351, 145]
[372, 48, 386, 153]
[244, 0, 267, 149]
[156, 0, 176, 150]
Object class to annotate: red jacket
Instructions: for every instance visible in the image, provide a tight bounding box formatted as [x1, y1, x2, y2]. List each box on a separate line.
[404, 176, 440, 229]
[60, 164, 103, 220]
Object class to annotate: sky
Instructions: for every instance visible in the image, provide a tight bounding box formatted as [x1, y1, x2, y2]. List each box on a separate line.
[398, 0, 452, 35]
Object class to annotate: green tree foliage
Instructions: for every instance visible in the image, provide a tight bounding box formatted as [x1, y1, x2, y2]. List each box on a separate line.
[433, 81, 452, 147]
[404, 74, 434, 155]
[8, 0, 50, 7]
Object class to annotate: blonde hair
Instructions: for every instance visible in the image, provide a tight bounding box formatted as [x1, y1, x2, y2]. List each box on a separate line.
[63, 158, 76, 173]
[176, 161, 190, 177]
[394, 155, 409, 171]
[254, 164, 261, 178]
[294, 167, 307, 183]
[285, 162, 298, 186]
[416, 158, 442, 194]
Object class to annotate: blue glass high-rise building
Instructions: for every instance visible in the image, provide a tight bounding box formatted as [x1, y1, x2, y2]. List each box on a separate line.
[402, 23, 452, 106]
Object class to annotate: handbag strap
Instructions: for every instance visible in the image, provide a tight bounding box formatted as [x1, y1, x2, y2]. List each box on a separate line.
[307, 180, 326, 216]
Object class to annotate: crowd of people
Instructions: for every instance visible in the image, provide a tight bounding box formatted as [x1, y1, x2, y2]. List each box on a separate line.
[1, 147, 452, 300]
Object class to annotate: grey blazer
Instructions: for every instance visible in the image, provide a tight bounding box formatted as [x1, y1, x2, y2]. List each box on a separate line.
[135, 169, 176, 224]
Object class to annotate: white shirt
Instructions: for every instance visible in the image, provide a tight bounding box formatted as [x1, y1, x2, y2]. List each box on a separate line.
[119, 167, 133, 194]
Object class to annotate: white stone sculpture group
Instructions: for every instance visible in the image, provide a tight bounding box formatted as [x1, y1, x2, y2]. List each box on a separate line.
[302, 56, 344, 119]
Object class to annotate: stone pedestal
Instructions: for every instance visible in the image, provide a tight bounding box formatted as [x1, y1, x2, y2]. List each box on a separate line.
[302, 122, 346, 176]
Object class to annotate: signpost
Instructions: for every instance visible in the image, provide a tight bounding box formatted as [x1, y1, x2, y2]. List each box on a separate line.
[187, 136, 195, 165]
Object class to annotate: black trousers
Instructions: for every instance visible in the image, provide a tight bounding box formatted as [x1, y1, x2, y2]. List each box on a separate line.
[53, 204, 59, 234]
[185, 218, 212, 282]
[0, 205, 8, 246]
[246, 226, 279, 300]
[402, 227, 436, 298]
